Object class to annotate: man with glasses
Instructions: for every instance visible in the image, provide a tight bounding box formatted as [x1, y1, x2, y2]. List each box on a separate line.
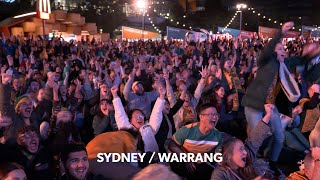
[169, 103, 223, 179]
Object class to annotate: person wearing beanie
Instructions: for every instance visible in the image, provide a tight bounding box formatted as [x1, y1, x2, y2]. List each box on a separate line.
[4, 90, 52, 145]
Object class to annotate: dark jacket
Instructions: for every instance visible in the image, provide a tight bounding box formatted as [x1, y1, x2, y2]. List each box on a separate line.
[16, 146, 54, 180]
[155, 98, 184, 153]
[60, 172, 107, 180]
[92, 111, 118, 136]
[242, 31, 306, 112]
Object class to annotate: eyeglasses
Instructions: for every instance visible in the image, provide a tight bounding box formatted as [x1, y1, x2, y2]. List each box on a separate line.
[19, 132, 38, 139]
[133, 114, 144, 119]
[201, 113, 220, 118]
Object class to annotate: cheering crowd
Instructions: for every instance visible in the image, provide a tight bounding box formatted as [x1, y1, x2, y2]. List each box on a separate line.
[0, 21, 320, 180]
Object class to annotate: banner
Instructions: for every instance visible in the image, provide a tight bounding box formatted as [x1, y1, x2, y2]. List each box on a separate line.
[239, 30, 254, 39]
[302, 25, 320, 37]
[258, 26, 278, 38]
[185, 31, 208, 42]
[259, 26, 300, 39]
[122, 26, 161, 40]
[166, 26, 191, 40]
[212, 34, 233, 40]
[283, 31, 300, 38]
[217, 27, 240, 37]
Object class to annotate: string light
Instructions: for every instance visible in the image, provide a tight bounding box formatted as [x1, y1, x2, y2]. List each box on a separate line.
[221, 11, 239, 32]
[246, 6, 304, 28]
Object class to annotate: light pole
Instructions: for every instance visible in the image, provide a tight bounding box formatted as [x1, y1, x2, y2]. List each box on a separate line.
[136, 0, 147, 40]
[236, 3, 247, 30]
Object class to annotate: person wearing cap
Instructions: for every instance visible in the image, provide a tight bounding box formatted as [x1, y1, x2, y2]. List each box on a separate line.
[123, 69, 159, 119]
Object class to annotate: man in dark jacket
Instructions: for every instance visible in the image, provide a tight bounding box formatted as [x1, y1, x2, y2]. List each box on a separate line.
[15, 126, 54, 180]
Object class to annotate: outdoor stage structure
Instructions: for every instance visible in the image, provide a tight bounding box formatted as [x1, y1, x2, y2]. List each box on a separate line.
[0, 9, 109, 42]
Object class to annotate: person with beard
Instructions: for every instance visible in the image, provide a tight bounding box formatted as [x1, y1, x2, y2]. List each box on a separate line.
[92, 99, 117, 136]
[123, 68, 160, 119]
[14, 126, 54, 180]
[169, 103, 223, 179]
[60, 143, 106, 180]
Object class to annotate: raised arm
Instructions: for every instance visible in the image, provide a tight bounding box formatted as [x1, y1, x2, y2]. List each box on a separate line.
[257, 22, 294, 66]
[111, 86, 133, 130]
[123, 69, 136, 101]
[193, 66, 207, 105]
[164, 69, 176, 107]
[245, 104, 273, 160]
[149, 86, 166, 134]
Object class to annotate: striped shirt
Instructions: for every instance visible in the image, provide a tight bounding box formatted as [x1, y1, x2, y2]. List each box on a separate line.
[173, 123, 222, 154]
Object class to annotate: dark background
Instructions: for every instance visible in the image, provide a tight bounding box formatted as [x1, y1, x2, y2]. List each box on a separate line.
[0, 0, 319, 36]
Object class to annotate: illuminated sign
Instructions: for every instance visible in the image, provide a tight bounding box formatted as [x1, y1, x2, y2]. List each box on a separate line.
[37, 0, 51, 20]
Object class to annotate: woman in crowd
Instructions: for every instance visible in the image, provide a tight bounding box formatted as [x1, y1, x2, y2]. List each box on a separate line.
[0, 21, 319, 179]
[92, 99, 117, 136]
[111, 85, 165, 156]
[211, 104, 275, 180]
